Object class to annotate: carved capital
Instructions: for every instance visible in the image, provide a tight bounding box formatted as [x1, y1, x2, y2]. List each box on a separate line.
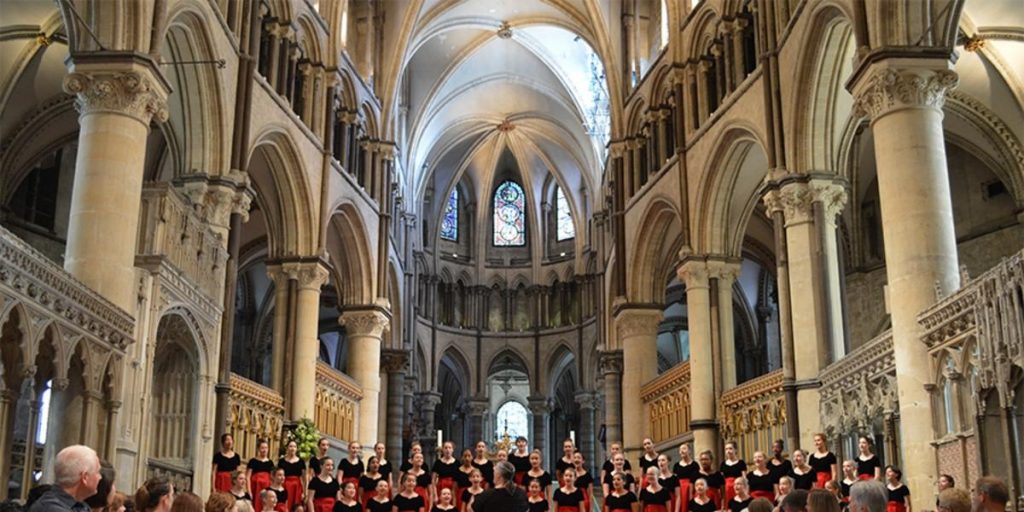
[852, 64, 958, 121]
[608, 140, 629, 158]
[381, 349, 409, 373]
[775, 179, 848, 226]
[599, 350, 623, 376]
[528, 396, 551, 415]
[339, 308, 390, 338]
[677, 260, 710, 290]
[614, 307, 662, 340]
[574, 391, 597, 409]
[466, 398, 490, 416]
[707, 261, 741, 284]
[64, 68, 169, 124]
[281, 262, 329, 291]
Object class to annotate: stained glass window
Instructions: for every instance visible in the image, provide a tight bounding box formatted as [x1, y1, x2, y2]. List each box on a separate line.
[556, 186, 575, 241]
[440, 187, 458, 241]
[493, 181, 525, 246]
[495, 401, 529, 441]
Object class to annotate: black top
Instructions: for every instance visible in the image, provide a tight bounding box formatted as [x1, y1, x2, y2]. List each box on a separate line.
[603, 472, 636, 490]
[555, 458, 575, 474]
[279, 458, 306, 477]
[747, 471, 775, 493]
[393, 494, 426, 511]
[887, 485, 910, 504]
[674, 461, 699, 481]
[411, 471, 432, 488]
[602, 459, 632, 474]
[640, 488, 672, 505]
[270, 487, 288, 504]
[639, 455, 659, 472]
[456, 469, 473, 488]
[359, 474, 384, 493]
[27, 486, 90, 512]
[527, 500, 549, 512]
[698, 471, 725, 490]
[214, 452, 242, 472]
[809, 453, 837, 475]
[430, 507, 456, 512]
[333, 501, 361, 512]
[657, 474, 679, 492]
[230, 492, 253, 502]
[729, 497, 753, 512]
[857, 457, 881, 478]
[604, 492, 638, 510]
[509, 453, 532, 473]
[553, 488, 584, 506]
[400, 460, 413, 473]
[470, 487, 529, 512]
[366, 500, 392, 512]
[432, 459, 460, 479]
[311, 456, 328, 476]
[721, 460, 747, 478]
[338, 459, 364, 479]
[249, 459, 275, 474]
[841, 480, 855, 499]
[525, 471, 553, 491]
[768, 461, 792, 483]
[574, 472, 593, 490]
[473, 460, 495, 486]
[689, 499, 718, 512]
[462, 489, 483, 505]
[308, 478, 340, 499]
[790, 470, 815, 491]
[378, 460, 393, 482]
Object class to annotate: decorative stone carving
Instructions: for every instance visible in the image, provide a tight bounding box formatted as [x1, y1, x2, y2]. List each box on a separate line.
[599, 350, 623, 376]
[614, 308, 662, 339]
[497, 21, 513, 39]
[852, 67, 958, 121]
[765, 179, 848, 226]
[677, 261, 709, 290]
[339, 308, 390, 338]
[282, 262, 329, 291]
[381, 349, 409, 373]
[64, 70, 169, 124]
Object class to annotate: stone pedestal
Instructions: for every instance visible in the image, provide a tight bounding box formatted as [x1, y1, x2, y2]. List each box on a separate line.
[852, 58, 960, 510]
[614, 306, 662, 463]
[678, 260, 717, 455]
[341, 307, 390, 449]
[62, 54, 169, 312]
[382, 349, 409, 465]
[284, 262, 329, 420]
[598, 350, 623, 452]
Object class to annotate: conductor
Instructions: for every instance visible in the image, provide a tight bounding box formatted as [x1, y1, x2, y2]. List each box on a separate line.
[470, 460, 529, 512]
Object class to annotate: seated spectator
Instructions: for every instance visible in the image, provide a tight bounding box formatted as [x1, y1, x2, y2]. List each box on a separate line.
[29, 445, 102, 512]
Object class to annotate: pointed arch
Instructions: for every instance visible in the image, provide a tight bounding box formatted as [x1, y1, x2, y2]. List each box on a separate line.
[325, 203, 375, 307]
[630, 199, 684, 304]
[247, 128, 318, 258]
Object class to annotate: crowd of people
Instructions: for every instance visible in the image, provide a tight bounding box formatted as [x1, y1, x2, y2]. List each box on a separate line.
[3, 437, 1013, 512]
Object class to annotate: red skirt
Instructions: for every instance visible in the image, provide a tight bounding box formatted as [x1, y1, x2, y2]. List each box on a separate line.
[724, 477, 737, 505]
[887, 504, 906, 512]
[558, 507, 581, 512]
[515, 471, 527, 485]
[284, 476, 304, 510]
[415, 485, 431, 511]
[751, 490, 775, 502]
[438, 477, 455, 493]
[707, 488, 721, 509]
[815, 472, 830, 489]
[581, 488, 591, 512]
[313, 497, 335, 512]
[251, 471, 272, 500]
[678, 479, 692, 512]
[644, 506, 669, 512]
[215, 471, 233, 493]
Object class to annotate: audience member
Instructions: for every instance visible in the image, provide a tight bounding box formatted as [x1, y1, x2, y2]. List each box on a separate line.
[848, 481, 887, 512]
[782, 489, 809, 512]
[204, 493, 235, 512]
[808, 489, 839, 512]
[937, 488, 970, 512]
[971, 477, 1008, 512]
[85, 462, 117, 512]
[29, 445, 102, 512]
[133, 478, 174, 512]
[168, 493, 202, 512]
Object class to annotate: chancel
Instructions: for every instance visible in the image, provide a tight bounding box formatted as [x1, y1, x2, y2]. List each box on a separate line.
[0, 1, 1021, 512]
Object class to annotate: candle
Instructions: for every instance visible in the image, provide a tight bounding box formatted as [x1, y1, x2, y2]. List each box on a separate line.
[437, 429, 443, 447]
[570, 430, 576, 445]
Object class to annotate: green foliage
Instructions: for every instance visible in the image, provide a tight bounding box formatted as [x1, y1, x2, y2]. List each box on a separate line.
[287, 418, 321, 461]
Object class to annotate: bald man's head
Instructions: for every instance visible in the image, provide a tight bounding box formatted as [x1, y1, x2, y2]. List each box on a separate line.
[55, 445, 101, 500]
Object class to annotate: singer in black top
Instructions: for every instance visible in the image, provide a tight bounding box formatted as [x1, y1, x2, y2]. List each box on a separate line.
[729, 496, 753, 512]
[365, 500, 391, 512]
[857, 457, 881, 480]
[790, 470, 815, 491]
[392, 494, 425, 512]
[527, 499, 549, 512]
[526, 471, 553, 493]
[509, 452, 531, 483]
[603, 472, 636, 492]
[674, 460, 699, 480]
[746, 471, 775, 501]
[332, 502, 361, 512]
[809, 452, 837, 488]
[689, 498, 717, 512]
[552, 488, 585, 509]
[338, 458, 364, 484]
[472, 459, 494, 487]
[605, 492, 638, 511]
[640, 487, 672, 507]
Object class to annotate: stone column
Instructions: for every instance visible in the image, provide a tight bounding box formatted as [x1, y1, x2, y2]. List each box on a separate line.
[614, 306, 662, 463]
[678, 260, 717, 454]
[574, 391, 597, 475]
[529, 397, 551, 456]
[382, 349, 409, 465]
[267, 265, 292, 394]
[62, 54, 169, 312]
[283, 262, 329, 420]
[851, 58, 960, 509]
[598, 350, 623, 452]
[0, 388, 18, 499]
[763, 177, 846, 446]
[466, 398, 489, 445]
[709, 262, 742, 390]
[341, 307, 390, 449]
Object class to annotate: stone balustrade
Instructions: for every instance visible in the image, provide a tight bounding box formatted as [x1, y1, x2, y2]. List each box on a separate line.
[228, 373, 286, 457]
[315, 361, 363, 443]
[640, 361, 691, 444]
[718, 369, 786, 459]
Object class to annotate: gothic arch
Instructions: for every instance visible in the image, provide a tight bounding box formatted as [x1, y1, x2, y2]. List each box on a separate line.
[630, 199, 684, 304]
[324, 203, 375, 307]
[247, 128, 318, 258]
[487, 348, 532, 384]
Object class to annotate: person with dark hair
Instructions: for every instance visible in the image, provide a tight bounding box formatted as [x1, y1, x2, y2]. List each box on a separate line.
[769, 441, 793, 485]
[555, 439, 576, 483]
[688, 478, 716, 512]
[372, 444, 391, 490]
[809, 435, 837, 488]
[552, 468, 585, 512]
[471, 442, 494, 489]
[134, 477, 174, 512]
[358, 456, 385, 507]
[85, 461, 117, 512]
[30, 445, 102, 512]
[572, 452, 594, 512]
[107, 492, 127, 512]
[469, 461, 527, 512]
[749, 498, 774, 512]
[333, 481, 359, 512]
[509, 438, 531, 486]
[782, 490, 809, 512]
[855, 439, 880, 481]
[433, 442, 459, 506]
[267, 469, 289, 512]
[277, 441, 305, 512]
[205, 493, 235, 512]
[937, 475, 954, 492]
[696, 451, 724, 509]
[229, 471, 253, 503]
[213, 435, 241, 493]
[306, 458, 338, 512]
[1, 499, 24, 512]
[524, 451, 553, 500]
[168, 492, 202, 512]
[722, 442, 747, 506]
[394, 474, 425, 512]
[248, 440, 274, 501]
[674, 444, 698, 512]
[524, 480, 547, 512]
[309, 440, 331, 483]
[883, 467, 909, 512]
[970, 477, 1008, 512]
[807, 489, 839, 512]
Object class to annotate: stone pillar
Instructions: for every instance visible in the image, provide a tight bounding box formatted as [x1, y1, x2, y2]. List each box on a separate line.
[283, 262, 329, 420]
[0, 389, 18, 499]
[678, 260, 717, 454]
[62, 55, 169, 312]
[598, 350, 623, 452]
[466, 398, 489, 444]
[763, 176, 846, 446]
[528, 397, 551, 456]
[341, 307, 390, 449]
[851, 58, 960, 509]
[382, 349, 408, 465]
[574, 391, 597, 475]
[267, 265, 292, 394]
[614, 306, 662, 463]
[709, 262, 741, 390]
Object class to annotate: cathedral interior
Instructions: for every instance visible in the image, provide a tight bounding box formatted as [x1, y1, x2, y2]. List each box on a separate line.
[0, 0, 1022, 510]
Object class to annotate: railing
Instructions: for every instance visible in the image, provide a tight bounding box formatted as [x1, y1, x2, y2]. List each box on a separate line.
[137, 183, 228, 303]
[640, 362, 691, 444]
[819, 330, 896, 436]
[719, 369, 786, 460]
[315, 362, 362, 442]
[228, 373, 286, 456]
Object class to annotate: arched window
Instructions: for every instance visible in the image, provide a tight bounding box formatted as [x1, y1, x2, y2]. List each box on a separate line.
[494, 181, 526, 246]
[495, 400, 529, 440]
[441, 187, 459, 241]
[556, 186, 575, 241]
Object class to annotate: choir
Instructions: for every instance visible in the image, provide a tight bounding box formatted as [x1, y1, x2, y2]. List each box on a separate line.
[209, 433, 913, 512]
